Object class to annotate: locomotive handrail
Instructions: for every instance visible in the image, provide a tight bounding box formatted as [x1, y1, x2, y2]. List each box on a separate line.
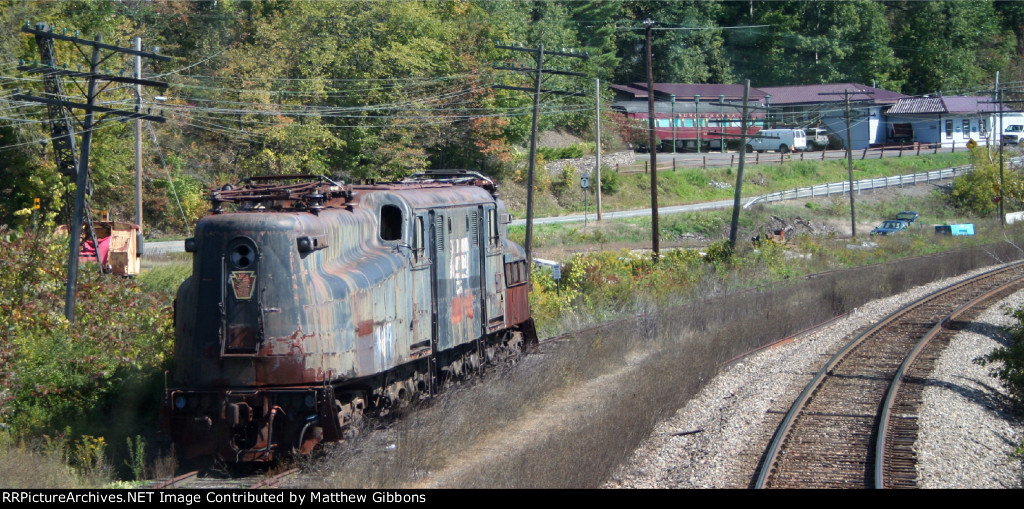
[404, 170, 497, 194]
[210, 174, 351, 210]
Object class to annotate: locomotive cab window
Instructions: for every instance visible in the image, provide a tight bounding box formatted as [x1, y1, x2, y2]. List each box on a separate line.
[380, 205, 402, 241]
[505, 259, 528, 287]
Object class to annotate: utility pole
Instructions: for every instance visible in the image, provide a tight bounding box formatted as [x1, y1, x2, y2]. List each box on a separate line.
[595, 78, 603, 221]
[820, 89, 873, 239]
[493, 42, 588, 267]
[706, 82, 769, 249]
[695, 94, 701, 154]
[844, 91, 857, 237]
[670, 94, 676, 154]
[728, 81, 751, 249]
[980, 72, 1023, 225]
[526, 43, 543, 271]
[135, 37, 143, 235]
[645, 19, 660, 261]
[17, 22, 169, 322]
[719, 94, 726, 153]
[997, 72, 1006, 225]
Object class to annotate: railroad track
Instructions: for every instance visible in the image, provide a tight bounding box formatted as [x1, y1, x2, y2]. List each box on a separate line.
[754, 262, 1024, 489]
[149, 467, 299, 489]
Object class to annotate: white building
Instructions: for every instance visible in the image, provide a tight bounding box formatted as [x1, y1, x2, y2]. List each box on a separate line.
[884, 96, 1010, 148]
[758, 83, 906, 150]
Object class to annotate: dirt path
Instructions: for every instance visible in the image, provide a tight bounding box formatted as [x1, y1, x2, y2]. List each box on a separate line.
[409, 349, 655, 488]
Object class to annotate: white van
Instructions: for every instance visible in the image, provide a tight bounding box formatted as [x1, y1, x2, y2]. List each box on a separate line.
[746, 128, 807, 153]
[1002, 124, 1024, 145]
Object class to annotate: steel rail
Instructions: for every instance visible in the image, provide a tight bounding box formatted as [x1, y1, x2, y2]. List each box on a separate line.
[148, 469, 199, 489]
[248, 467, 299, 489]
[874, 274, 1024, 488]
[754, 261, 1024, 488]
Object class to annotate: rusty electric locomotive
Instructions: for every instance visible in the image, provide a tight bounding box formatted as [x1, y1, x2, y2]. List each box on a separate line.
[162, 171, 535, 463]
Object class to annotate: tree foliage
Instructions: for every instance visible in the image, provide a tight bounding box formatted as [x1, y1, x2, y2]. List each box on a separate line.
[0, 225, 173, 436]
[0, 1, 1022, 235]
[948, 148, 1024, 216]
[889, 1, 1015, 95]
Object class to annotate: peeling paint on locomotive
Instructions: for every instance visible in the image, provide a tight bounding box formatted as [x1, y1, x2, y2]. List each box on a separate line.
[162, 173, 535, 462]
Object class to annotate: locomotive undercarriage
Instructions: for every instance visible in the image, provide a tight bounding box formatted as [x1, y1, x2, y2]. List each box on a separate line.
[165, 322, 533, 464]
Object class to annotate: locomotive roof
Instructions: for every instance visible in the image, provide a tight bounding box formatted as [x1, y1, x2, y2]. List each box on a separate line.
[207, 171, 499, 214]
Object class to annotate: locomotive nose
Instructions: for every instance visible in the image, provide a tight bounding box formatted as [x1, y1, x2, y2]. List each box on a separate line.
[224, 236, 261, 354]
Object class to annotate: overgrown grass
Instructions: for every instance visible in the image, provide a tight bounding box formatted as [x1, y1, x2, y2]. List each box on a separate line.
[514, 179, 978, 260]
[138, 253, 192, 296]
[524, 208, 1019, 339]
[303, 241, 1024, 488]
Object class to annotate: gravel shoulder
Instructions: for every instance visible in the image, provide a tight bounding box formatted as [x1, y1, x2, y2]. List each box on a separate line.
[603, 266, 1024, 489]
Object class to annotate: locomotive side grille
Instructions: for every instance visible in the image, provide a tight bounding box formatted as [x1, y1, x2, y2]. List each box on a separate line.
[434, 215, 444, 251]
[469, 210, 479, 247]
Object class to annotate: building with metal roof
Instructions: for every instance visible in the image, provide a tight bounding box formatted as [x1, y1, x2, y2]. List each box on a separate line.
[886, 95, 1017, 148]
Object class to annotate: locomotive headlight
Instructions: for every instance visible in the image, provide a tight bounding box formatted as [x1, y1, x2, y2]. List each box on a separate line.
[230, 244, 253, 268]
[304, 394, 316, 408]
[174, 395, 187, 409]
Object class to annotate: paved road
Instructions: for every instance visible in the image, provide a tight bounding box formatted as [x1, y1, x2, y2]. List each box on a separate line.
[146, 239, 185, 255]
[511, 199, 736, 227]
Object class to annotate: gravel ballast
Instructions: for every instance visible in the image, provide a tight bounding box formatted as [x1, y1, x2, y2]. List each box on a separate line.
[603, 266, 1024, 489]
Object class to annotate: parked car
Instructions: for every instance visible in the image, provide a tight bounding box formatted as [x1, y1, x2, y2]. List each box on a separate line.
[870, 219, 910, 236]
[895, 211, 919, 224]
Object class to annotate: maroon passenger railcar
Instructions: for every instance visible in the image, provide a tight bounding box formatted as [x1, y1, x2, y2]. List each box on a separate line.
[611, 99, 765, 152]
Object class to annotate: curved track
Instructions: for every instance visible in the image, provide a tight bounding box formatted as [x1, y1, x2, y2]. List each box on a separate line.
[755, 262, 1024, 489]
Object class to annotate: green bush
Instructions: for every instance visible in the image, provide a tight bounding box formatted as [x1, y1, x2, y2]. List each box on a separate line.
[975, 307, 1024, 406]
[0, 225, 173, 438]
[599, 167, 620, 195]
[703, 240, 734, 265]
[538, 143, 590, 162]
[948, 147, 1024, 216]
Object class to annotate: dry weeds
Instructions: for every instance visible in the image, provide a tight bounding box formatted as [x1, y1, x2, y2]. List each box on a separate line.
[299, 241, 1023, 488]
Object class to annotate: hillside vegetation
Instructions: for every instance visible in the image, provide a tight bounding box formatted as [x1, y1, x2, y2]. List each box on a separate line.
[3, 1, 1024, 236]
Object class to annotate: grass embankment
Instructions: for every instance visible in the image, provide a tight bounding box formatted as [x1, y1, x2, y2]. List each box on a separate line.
[505, 150, 1008, 263]
[499, 151, 971, 219]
